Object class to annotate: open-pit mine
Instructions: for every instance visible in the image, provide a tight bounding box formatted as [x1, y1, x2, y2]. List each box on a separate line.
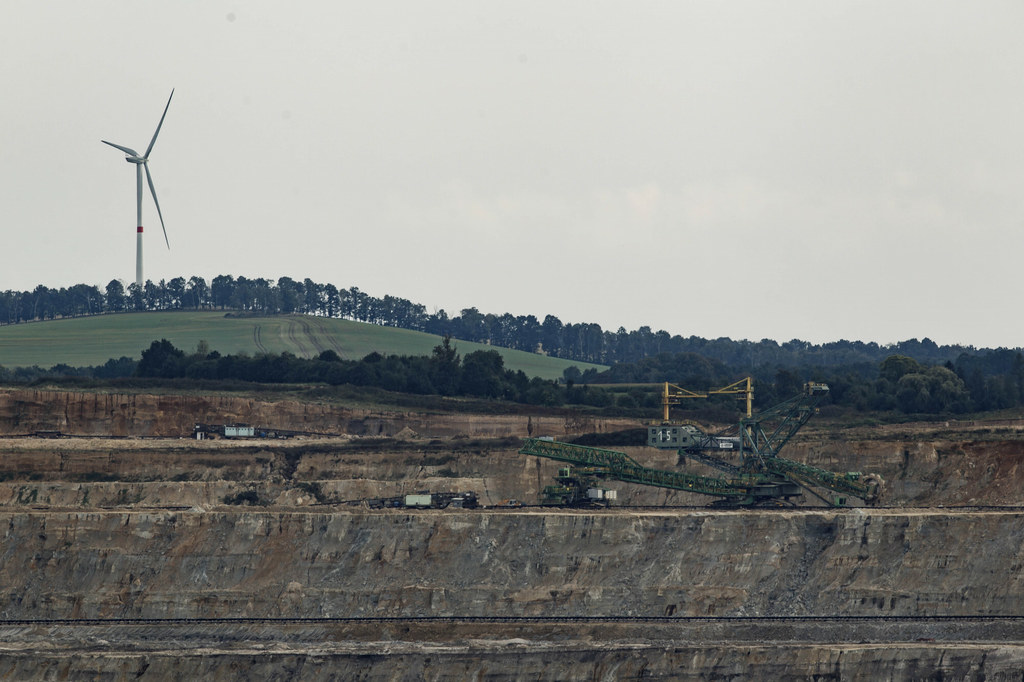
[1, 387, 1023, 680]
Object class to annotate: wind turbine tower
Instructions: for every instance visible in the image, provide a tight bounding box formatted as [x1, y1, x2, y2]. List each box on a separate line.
[102, 90, 174, 288]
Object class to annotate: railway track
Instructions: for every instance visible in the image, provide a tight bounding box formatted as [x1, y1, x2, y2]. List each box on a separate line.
[3, 615, 1023, 626]
[5, 503, 1024, 514]
[667, 502, 1023, 511]
[335, 502, 1024, 512]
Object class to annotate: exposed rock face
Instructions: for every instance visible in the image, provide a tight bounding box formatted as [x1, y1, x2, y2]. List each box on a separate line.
[0, 388, 630, 439]
[1, 509, 1021, 620]
[4, 643, 1024, 681]
[0, 430, 1019, 510]
[2, 388, 1024, 679]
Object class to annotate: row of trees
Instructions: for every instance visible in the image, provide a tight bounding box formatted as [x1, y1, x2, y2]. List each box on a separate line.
[4, 323, 1021, 417]
[0, 275, 992, 371]
[4, 272, 1024, 415]
[0, 277, 430, 328]
[590, 348, 1024, 416]
[132, 337, 591, 408]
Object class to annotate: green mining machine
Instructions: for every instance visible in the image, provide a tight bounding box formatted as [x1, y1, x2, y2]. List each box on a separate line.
[518, 381, 882, 508]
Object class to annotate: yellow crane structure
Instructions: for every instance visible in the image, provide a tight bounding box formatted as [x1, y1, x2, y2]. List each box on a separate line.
[660, 376, 754, 421]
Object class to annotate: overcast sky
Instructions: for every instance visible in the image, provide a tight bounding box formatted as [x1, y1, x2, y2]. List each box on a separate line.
[3, 2, 1023, 348]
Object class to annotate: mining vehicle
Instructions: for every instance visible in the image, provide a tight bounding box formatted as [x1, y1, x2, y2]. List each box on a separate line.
[519, 381, 882, 508]
[540, 466, 618, 507]
[366, 491, 479, 509]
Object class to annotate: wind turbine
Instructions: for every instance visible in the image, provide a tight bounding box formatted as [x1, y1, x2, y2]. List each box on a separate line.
[102, 89, 174, 289]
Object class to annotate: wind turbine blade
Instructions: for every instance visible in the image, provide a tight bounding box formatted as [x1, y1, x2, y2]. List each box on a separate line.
[102, 140, 139, 156]
[144, 89, 174, 159]
[144, 164, 170, 249]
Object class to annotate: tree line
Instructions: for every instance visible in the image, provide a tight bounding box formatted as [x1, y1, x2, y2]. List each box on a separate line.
[5, 273, 1024, 414]
[4, 329, 1023, 416]
[593, 347, 1024, 416]
[0, 274, 999, 372]
[128, 337, 596, 408]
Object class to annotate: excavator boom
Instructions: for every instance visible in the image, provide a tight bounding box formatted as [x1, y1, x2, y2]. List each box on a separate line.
[518, 438, 796, 504]
[524, 381, 882, 507]
[764, 455, 880, 502]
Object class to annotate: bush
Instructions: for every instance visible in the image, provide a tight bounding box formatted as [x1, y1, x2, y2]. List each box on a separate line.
[223, 490, 262, 506]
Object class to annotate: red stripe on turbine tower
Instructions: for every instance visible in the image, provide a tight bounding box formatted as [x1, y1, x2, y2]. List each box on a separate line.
[137, 226, 143, 233]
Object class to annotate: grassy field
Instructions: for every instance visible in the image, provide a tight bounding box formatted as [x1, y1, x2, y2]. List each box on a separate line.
[0, 311, 605, 381]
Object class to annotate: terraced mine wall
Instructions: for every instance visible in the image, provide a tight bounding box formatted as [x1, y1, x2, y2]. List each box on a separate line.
[0, 426, 1021, 509]
[3, 389, 1024, 679]
[0, 388, 632, 439]
[1, 508, 1022, 619]
[2, 507, 1024, 679]
[6, 638, 1024, 681]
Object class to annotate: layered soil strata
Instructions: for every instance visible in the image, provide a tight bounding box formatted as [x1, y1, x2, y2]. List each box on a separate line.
[0, 388, 1022, 679]
[2, 639, 1024, 681]
[0, 428, 1021, 508]
[0, 388, 633, 439]
[0, 509, 1020, 619]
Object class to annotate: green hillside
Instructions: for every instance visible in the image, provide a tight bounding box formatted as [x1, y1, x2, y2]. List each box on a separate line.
[0, 312, 605, 381]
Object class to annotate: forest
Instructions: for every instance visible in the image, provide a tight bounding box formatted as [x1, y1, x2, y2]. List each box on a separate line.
[1, 274, 1023, 416]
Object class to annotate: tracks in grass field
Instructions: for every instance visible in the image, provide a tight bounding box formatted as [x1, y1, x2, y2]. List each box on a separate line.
[309, 317, 348, 358]
[276, 317, 347, 359]
[252, 325, 269, 353]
